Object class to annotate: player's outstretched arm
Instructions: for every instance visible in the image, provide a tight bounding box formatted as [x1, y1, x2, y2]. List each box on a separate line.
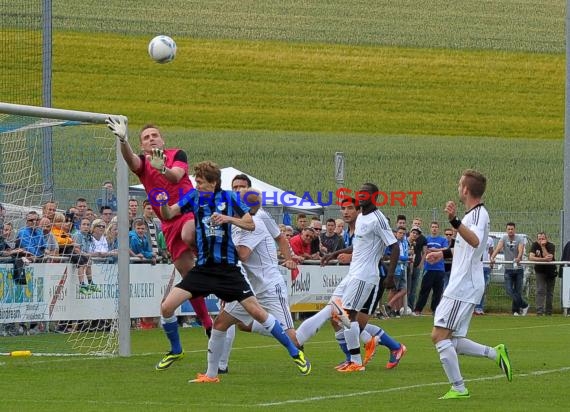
[105, 116, 141, 173]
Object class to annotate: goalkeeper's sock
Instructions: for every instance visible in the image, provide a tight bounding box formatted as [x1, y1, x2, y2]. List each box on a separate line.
[262, 314, 299, 357]
[161, 315, 182, 354]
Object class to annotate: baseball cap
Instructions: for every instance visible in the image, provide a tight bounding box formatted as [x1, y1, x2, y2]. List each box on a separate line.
[411, 225, 422, 234]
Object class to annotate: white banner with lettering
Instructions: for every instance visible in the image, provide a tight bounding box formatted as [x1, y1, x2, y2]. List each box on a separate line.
[0, 263, 220, 323]
[563, 267, 570, 309]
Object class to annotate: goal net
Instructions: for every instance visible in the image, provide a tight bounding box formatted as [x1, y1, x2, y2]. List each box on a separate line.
[0, 103, 130, 357]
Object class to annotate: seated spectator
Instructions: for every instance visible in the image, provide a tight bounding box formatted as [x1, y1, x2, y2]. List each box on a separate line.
[89, 219, 110, 260]
[42, 201, 57, 223]
[15, 211, 46, 261]
[129, 218, 156, 263]
[96, 180, 118, 212]
[1, 230, 28, 284]
[51, 212, 76, 256]
[37, 217, 60, 261]
[320, 218, 344, 253]
[289, 228, 320, 260]
[72, 218, 99, 294]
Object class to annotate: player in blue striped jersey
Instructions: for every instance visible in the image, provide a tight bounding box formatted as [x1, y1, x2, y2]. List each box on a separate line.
[155, 161, 310, 382]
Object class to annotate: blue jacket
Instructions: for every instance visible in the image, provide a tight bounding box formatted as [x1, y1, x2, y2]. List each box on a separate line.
[129, 231, 153, 259]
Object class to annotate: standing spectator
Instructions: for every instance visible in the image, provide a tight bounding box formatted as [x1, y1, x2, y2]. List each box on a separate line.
[100, 206, 114, 227]
[85, 208, 97, 222]
[320, 218, 344, 253]
[15, 211, 46, 260]
[407, 220, 427, 310]
[385, 226, 409, 316]
[75, 197, 88, 221]
[141, 200, 162, 261]
[2, 221, 16, 248]
[96, 180, 118, 212]
[89, 219, 110, 259]
[289, 228, 319, 260]
[128, 198, 139, 228]
[42, 201, 57, 223]
[129, 218, 156, 263]
[490, 222, 529, 316]
[334, 218, 345, 238]
[37, 217, 59, 261]
[529, 232, 556, 316]
[309, 219, 326, 256]
[294, 214, 309, 234]
[442, 228, 456, 289]
[413, 222, 448, 315]
[396, 215, 407, 232]
[474, 235, 494, 315]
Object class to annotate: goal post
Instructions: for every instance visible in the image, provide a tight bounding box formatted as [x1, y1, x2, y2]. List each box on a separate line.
[0, 102, 130, 357]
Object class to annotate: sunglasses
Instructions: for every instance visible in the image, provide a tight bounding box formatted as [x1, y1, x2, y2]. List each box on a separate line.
[95, 224, 106, 229]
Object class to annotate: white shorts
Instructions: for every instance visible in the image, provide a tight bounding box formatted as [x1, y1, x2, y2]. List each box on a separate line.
[433, 296, 475, 338]
[342, 277, 376, 312]
[332, 274, 351, 298]
[224, 282, 294, 330]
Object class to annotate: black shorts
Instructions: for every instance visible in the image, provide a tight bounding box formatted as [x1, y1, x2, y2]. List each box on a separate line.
[176, 264, 255, 303]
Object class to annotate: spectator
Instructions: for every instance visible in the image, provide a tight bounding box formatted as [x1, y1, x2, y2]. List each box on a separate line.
[334, 218, 345, 238]
[560, 240, 570, 278]
[42, 201, 57, 223]
[89, 219, 110, 259]
[0, 229, 27, 284]
[128, 198, 139, 228]
[105, 219, 119, 264]
[100, 206, 113, 226]
[37, 217, 59, 261]
[413, 221, 448, 316]
[396, 215, 407, 232]
[490, 222, 529, 316]
[2, 221, 16, 248]
[289, 228, 319, 260]
[385, 226, 409, 317]
[230, 173, 251, 192]
[15, 211, 46, 261]
[85, 208, 97, 222]
[129, 218, 156, 263]
[284, 225, 294, 239]
[75, 197, 88, 221]
[294, 213, 309, 234]
[141, 200, 163, 261]
[96, 180, 118, 212]
[529, 232, 556, 316]
[309, 219, 326, 256]
[72, 218, 99, 294]
[51, 212, 76, 256]
[474, 235, 494, 315]
[407, 221, 426, 311]
[442, 228, 456, 289]
[320, 218, 344, 253]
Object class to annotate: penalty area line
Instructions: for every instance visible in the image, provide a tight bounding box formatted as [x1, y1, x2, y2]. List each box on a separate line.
[256, 366, 570, 407]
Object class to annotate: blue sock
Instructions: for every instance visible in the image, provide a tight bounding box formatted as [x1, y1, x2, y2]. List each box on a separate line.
[162, 316, 182, 354]
[262, 314, 299, 357]
[377, 329, 400, 351]
[335, 329, 350, 361]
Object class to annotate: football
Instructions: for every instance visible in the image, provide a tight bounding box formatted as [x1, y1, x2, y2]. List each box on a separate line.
[148, 35, 177, 64]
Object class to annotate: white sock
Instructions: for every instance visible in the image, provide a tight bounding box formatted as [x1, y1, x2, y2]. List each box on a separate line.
[436, 339, 465, 392]
[359, 329, 372, 344]
[206, 329, 227, 378]
[296, 306, 331, 346]
[218, 324, 235, 370]
[345, 321, 362, 365]
[453, 337, 496, 359]
[365, 323, 381, 336]
[251, 321, 272, 337]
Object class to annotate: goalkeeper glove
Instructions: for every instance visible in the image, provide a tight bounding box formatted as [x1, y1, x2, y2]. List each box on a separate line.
[105, 116, 128, 144]
[149, 148, 167, 173]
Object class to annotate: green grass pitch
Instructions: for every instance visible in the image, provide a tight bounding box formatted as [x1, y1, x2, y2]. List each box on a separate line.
[2, 315, 569, 411]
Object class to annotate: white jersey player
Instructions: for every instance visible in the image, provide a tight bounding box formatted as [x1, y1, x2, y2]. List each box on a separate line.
[426, 170, 513, 400]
